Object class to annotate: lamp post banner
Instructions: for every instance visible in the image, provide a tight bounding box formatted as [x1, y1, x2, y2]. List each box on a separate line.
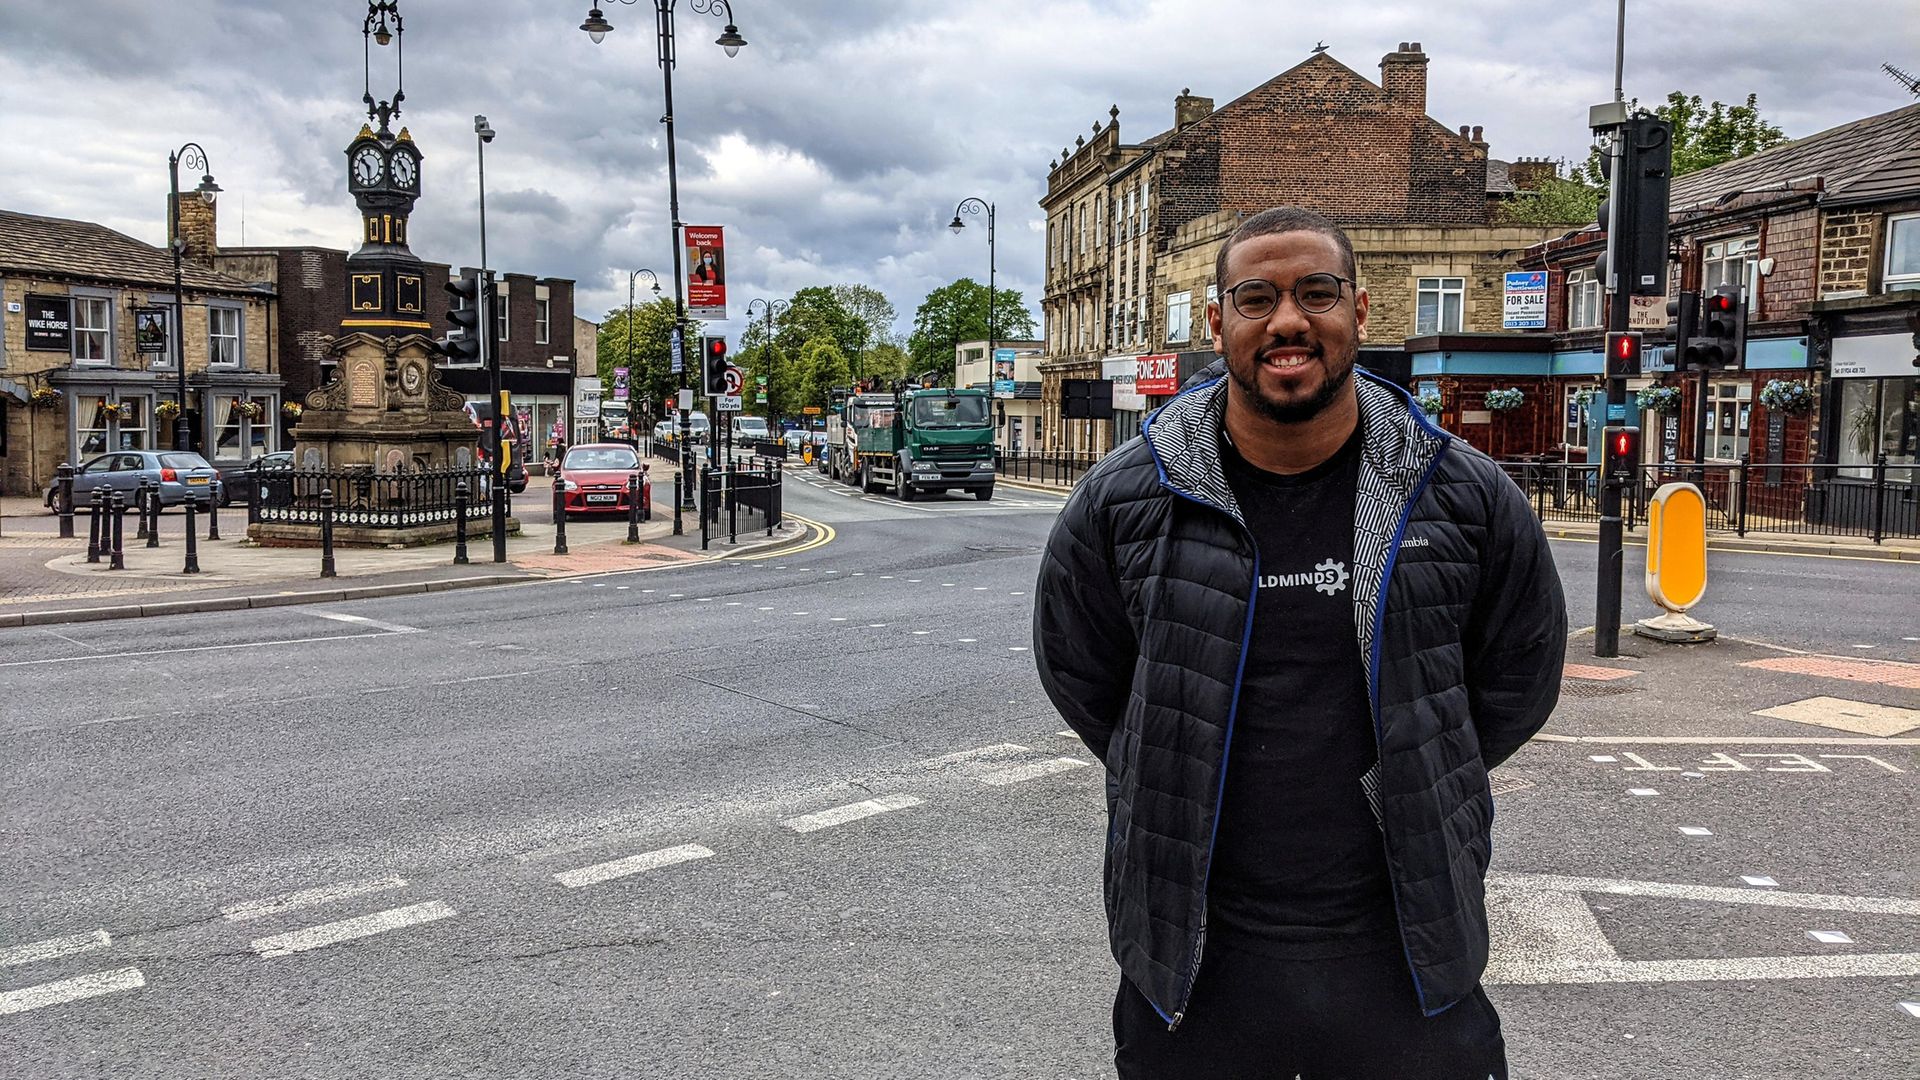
[684, 225, 727, 320]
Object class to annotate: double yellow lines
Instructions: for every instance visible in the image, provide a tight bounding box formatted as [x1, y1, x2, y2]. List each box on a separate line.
[728, 514, 835, 561]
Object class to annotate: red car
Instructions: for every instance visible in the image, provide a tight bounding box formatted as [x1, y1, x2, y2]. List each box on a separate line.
[555, 443, 651, 520]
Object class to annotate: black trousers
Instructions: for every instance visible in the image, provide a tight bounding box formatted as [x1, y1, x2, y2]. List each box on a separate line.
[1113, 941, 1508, 1080]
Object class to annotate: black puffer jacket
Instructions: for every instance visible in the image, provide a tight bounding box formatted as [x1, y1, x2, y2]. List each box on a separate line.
[1033, 371, 1565, 1025]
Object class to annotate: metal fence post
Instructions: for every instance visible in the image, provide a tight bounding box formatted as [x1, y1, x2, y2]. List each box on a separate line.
[1736, 455, 1751, 537]
[627, 473, 642, 542]
[86, 486, 105, 564]
[700, 465, 711, 552]
[247, 470, 261, 525]
[320, 488, 337, 577]
[1871, 453, 1888, 544]
[109, 491, 127, 570]
[183, 497, 201, 574]
[56, 463, 75, 538]
[672, 471, 683, 537]
[206, 485, 221, 541]
[454, 481, 471, 564]
[552, 472, 569, 555]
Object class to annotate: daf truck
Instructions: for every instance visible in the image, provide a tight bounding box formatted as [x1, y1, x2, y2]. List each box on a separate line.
[827, 385, 995, 501]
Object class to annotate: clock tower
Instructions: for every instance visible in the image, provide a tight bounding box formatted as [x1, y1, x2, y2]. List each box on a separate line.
[342, 119, 429, 336]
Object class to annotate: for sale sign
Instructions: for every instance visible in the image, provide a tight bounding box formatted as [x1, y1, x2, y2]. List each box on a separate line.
[1502, 272, 1547, 330]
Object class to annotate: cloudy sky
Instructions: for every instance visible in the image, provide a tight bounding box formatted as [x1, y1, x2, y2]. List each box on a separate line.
[1, 1, 1911, 342]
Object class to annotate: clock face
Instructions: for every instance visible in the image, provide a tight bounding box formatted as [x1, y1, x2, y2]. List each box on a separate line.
[352, 147, 384, 187]
[392, 152, 417, 189]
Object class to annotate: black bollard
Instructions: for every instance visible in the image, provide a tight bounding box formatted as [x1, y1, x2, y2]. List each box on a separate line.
[319, 487, 337, 578]
[109, 491, 127, 570]
[135, 481, 151, 540]
[626, 473, 641, 543]
[552, 472, 569, 555]
[672, 472, 683, 536]
[86, 486, 105, 563]
[454, 481, 470, 564]
[641, 466, 652, 522]
[56, 463, 75, 538]
[144, 481, 161, 548]
[183, 497, 200, 574]
[206, 485, 220, 541]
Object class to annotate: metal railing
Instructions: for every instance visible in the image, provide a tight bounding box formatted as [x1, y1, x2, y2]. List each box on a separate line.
[1499, 455, 1917, 542]
[249, 466, 494, 529]
[993, 450, 1104, 487]
[700, 458, 783, 550]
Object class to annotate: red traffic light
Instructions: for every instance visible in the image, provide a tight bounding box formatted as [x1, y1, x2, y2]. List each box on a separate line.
[1605, 331, 1643, 376]
[706, 337, 727, 359]
[1705, 293, 1735, 314]
[1612, 430, 1635, 457]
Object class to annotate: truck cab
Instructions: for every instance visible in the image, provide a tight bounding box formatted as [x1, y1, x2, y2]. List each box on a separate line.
[839, 386, 995, 501]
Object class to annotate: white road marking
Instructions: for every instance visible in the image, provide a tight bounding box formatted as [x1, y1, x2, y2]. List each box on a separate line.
[1899, 1001, 1920, 1017]
[1753, 697, 1920, 738]
[780, 794, 922, 834]
[829, 617, 847, 622]
[616, 586, 629, 590]
[867, 623, 888, 628]
[941, 583, 955, 587]
[1627, 788, 1659, 796]
[0, 968, 145, 1015]
[305, 611, 422, 634]
[592, 583, 607, 588]
[1009, 646, 1029, 652]
[1494, 873, 1920, 915]
[1742, 876, 1779, 888]
[250, 900, 457, 958]
[554, 844, 714, 888]
[978, 757, 1091, 786]
[1589, 755, 1618, 763]
[957, 638, 976, 642]
[726, 602, 742, 606]
[1, 930, 110, 968]
[1536, 733, 1920, 746]
[914, 744, 1030, 771]
[791, 611, 810, 616]
[0, 633, 403, 669]
[1678, 827, 1713, 836]
[220, 877, 408, 922]
[1807, 930, 1855, 944]
[759, 607, 774, 611]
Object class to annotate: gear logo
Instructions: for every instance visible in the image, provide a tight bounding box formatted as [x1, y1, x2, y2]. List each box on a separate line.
[1314, 558, 1350, 596]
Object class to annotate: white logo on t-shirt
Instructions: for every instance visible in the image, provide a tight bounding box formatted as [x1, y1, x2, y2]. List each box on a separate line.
[1258, 558, 1350, 596]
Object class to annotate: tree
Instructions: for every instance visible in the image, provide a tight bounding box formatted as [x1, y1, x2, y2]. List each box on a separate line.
[1497, 171, 1605, 226]
[906, 278, 1038, 384]
[797, 337, 852, 413]
[594, 299, 688, 425]
[831, 283, 901, 380]
[862, 341, 911, 384]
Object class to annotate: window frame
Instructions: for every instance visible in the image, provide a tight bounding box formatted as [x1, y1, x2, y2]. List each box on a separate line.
[493, 283, 510, 342]
[535, 297, 551, 345]
[1166, 290, 1192, 345]
[1885, 212, 1920, 290]
[1565, 267, 1601, 330]
[71, 292, 114, 365]
[207, 303, 243, 368]
[1415, 277, 1466, 335]
[1702, 235, 1760, 298]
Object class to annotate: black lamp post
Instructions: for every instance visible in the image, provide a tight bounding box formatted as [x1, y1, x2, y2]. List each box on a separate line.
[627, 268, 662, 430]
[949, 196, 995, 392]
[167, 143, 220, 453]
[581, 0, 749, 518]
[746, 297, 787, 432]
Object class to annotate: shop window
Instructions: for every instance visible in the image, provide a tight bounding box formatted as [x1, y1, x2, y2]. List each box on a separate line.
[211, 395, 277, 462]
[1563, 384, 1600, 449]
[1566, 268, 1601, 330]
[1838, 376, 1920, 479]
[1166, 291, 1191, 344]
[1706, 381, 1751, 461]
[1415, 278, 1464, 335]
[1885, 213, 1920, 291]
[73, 296, 113, 364]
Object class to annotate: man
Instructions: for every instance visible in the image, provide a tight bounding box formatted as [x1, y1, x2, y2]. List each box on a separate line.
[1033, 206, 1565, 1079]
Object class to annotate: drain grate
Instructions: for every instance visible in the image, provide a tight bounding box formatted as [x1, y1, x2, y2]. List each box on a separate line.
[1559, 680, 1642, 699]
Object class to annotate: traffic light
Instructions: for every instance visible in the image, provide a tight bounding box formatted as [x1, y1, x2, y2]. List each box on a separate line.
[1605, 331, 1643, 379]
[701, 335, 729, 396]
[1602, 425, 1640, 475]
[440, 271, 487, 366]
[1667, 290, 1699, 354]
[1594, 115, 1674, 298]
[1685, 285, 1746, 369]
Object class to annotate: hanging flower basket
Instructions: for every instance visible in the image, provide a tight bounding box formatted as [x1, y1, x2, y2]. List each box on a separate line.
[1415, 392, 1443, 416]
[1484, 387, 1524, 412]
[155, 400, 181, 421]
[1758, 379, 1814, 414]
[1637, 385, 1683, 413]
[281, 401, 304, 420]
[1571, 385, 1602, 408]
[99, 401, 128, 421]
[236, 400, 265, 421]
[29, 386, 62, 408]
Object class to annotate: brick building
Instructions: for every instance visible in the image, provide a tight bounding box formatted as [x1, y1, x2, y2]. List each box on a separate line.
[1036, 43, 1567, 453]
[0, 206, 279, 497]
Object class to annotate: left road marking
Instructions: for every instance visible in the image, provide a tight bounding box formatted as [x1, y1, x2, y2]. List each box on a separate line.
[0, 930, 111, 968]
[0, 968, 146, 1016]
[781, 794, 922, 834]
[250, 901, 456, 958]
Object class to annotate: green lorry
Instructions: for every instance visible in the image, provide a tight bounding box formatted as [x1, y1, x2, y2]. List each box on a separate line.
[826, 386, 996, 501]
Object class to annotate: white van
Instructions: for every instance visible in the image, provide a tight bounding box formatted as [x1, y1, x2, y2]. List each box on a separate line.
[730, 415, 770, 443]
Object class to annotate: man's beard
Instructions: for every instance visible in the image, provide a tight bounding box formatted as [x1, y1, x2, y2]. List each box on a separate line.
[1228, 344, 1355, 424]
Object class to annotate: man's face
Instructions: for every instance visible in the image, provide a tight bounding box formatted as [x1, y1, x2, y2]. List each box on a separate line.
[1207, 230, 1368, 425]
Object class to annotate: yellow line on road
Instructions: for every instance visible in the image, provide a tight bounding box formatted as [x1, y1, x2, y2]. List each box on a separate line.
[728, 515, 834, 561]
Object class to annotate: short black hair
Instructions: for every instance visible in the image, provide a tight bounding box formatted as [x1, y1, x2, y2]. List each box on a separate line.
[1214, 206, 1358, 287]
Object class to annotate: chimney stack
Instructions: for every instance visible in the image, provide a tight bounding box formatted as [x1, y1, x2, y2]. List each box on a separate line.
[1175, 87, 1214, 129]
[1379, 41, 1428, 116]
[169, 192, 219, 263]
[1508, 157, 1557, 191]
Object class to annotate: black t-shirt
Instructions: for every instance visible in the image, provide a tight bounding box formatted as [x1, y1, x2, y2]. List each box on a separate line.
[1208, 427, 1398, 959]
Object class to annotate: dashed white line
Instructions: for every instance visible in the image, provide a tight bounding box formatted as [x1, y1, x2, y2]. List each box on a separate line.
[1807, 930, 1855, 945]
[554, 844, 715, 888]
[250, 900, 457, 958]
[1628, 788, 1659, 796]
[220, 877, 408, 922]
[781, 794, 923, 834]
[867, 623, 888, 628]
[1, 930, 110, 968]
[1742, 876, 1780, 888]
[0, 968, 146, 1016]
[306, 611, 422, 634]
[1678, 827, 1713, 837]
[978, 757, 1091, 786]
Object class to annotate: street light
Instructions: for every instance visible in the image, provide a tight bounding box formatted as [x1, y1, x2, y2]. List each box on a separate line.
[746, 296, 787, 432]
[580, 0, 751, 531]
[949, 196, 995, 393]
[474, 113, 507, 562]
[167, 142, 220, 454]
[627, 267, 662, 429]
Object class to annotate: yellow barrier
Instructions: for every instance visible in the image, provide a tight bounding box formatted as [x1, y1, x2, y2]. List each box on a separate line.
[1636, 482, 1716, 643]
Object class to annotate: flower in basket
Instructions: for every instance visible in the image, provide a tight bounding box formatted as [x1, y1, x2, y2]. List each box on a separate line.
[1415, 392, 1443, 416]
[281, 401, 304, 420]
[1758, 378, 1813, 414]
[99, 401, 128, 421]
[155, 399, 182, 420]
[1484, 387, 1524, 412]
[1636, 385, 1684, 413]
[29, 386, 62, 408]
[236, 400, 265, 421]
[1572, 385, 1601, 408]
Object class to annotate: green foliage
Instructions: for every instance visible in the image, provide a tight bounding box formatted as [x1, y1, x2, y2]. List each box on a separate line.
[862, 341, 911, 384]
[798, 337, 853, 412]
[1498, 174, 1605, 226]
[594, 299, 689, 418]
[907, 278, 1038, 383]
[1579, 91, 1789, 182]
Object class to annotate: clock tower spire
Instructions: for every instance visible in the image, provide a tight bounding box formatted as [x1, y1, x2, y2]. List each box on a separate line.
[342, 0, 428, 337]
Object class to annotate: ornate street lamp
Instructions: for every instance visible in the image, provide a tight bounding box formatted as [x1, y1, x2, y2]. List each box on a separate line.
[627, 267, 662, 428]
[746, 297, 788, 432]
[949, 196, 996, 392]
[580, 0, 752, 531]
[167, 143, 220, 453]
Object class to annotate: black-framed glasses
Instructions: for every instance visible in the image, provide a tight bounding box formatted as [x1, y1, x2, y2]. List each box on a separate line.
[1223, 273, 1355, 318]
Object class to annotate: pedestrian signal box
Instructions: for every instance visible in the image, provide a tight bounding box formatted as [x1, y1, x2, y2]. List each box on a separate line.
[1605, 331, 1643, 378]
[1602, 425, 1639, 475]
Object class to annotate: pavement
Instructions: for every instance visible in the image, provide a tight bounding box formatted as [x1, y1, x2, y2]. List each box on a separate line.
[0, 471, 813, 626]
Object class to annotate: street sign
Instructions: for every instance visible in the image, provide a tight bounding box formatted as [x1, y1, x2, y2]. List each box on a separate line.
[722, 364, 744, 397]
[1629, 294, 1666, 330]
[1502, 272, 1548, 329]
[803, 406, 822, 415]
[715, 394, 742, 412]
[670, 328, 684, 374]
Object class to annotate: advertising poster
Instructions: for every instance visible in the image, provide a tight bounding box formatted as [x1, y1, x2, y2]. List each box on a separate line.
[613, 366, 630, 400]
[1502, 272, 1547, 330]
[993, 348, 1017, 398]
[1135, 353, 1179, 396]
[684, 225, 727, 320]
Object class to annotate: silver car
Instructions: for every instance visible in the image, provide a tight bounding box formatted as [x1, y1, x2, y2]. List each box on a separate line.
[45, 450, 223, 510]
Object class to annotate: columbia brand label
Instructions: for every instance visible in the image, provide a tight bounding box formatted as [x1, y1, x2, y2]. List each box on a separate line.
[1399, 535, 1430, 548]
[1258, 559, 1350, 596]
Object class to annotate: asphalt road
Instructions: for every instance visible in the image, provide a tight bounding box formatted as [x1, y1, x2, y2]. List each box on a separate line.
[3, 470, 1915, 1078]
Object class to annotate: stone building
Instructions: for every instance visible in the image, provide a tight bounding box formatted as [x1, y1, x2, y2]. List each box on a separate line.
[1036, 43, 1568, 453]
[0, 206, 279, 497]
